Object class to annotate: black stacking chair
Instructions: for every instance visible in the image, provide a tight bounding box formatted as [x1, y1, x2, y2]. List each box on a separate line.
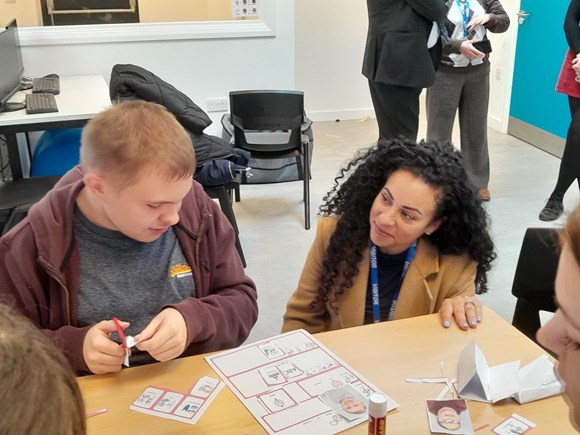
[229, 90, 311, 230]
[511, 227, 559, 342]
[0, 176, 61, 236]
[203, 178, 246, 268]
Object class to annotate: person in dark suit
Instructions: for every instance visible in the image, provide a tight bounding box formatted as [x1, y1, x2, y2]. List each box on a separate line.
[363, 0, 447, 141]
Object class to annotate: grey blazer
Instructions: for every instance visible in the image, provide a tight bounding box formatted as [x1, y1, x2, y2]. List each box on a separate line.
[362, 0, 447, 88]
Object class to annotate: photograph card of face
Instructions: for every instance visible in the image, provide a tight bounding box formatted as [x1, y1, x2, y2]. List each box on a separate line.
[425, 399, 474, 434]
[319, 384, 368, 422]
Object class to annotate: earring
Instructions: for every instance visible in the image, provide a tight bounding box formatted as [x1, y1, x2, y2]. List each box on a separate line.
[425, 232, 431, 235]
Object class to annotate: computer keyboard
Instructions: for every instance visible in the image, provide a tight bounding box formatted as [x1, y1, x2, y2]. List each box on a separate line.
[25, 93, 59, 114]
[32, 76, 60, 95]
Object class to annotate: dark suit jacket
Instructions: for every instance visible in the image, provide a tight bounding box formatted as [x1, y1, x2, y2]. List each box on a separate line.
[362, 0, 447, 88]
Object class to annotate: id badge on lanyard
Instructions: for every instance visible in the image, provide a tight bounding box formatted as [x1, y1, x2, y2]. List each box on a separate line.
[455, 0, 470, 39]
[370, 240, 417, 323]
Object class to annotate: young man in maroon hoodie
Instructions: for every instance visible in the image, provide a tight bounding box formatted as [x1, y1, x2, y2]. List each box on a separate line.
[0, 100, 258, 375]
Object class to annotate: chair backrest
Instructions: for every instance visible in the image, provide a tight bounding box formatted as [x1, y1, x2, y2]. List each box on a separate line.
[229, 90, 304, 153]
[0, 176, 61, 235]
[511, 227, 559, 312]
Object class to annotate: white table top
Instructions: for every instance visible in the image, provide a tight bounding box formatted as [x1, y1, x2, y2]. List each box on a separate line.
[0, 75, 111, 128]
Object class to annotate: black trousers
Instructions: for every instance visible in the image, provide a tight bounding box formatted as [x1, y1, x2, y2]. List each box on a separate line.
[550, 95, 580, 200]
[368, 80, 422, 142]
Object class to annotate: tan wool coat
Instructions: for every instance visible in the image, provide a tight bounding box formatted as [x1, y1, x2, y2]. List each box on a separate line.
[282, 216, 477, 333]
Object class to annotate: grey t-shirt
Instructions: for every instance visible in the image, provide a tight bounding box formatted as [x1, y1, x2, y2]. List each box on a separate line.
[74, 207, 195, 362]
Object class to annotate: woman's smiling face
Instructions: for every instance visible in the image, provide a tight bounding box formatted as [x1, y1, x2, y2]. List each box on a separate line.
[369, 169, 442, 255]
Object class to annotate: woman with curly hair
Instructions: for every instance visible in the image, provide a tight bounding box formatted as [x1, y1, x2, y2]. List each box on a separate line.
[282, 138, 496, 333]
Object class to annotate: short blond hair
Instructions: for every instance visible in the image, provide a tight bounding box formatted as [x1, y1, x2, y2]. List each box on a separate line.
[0, 304, 86, 435]
[80, 100, 196, 189]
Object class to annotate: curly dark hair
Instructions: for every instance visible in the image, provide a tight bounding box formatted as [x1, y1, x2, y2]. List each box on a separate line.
[317, 137, 496, 305]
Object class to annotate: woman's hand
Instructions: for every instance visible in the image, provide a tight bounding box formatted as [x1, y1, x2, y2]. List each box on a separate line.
[439, 295, 482, 330]
[467, 14, 491, 32]
[572, 53, 580, 77]
[460, 40, 485, 60]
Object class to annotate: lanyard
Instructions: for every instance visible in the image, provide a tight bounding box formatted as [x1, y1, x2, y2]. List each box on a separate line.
[370, 240, 417, 323]
[455, 0, 470, 38]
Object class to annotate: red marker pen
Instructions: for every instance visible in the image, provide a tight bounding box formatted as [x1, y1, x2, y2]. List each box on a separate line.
[112, 317, 126, 347]
[368, 393, 388, 435]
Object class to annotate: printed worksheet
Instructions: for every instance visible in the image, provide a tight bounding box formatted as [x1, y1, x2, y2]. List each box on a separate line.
[129, 376, 224, 425]
[205, 329, 398, 435]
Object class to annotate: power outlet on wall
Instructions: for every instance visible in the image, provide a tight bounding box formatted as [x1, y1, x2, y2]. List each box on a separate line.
[206, 97, 228, 112]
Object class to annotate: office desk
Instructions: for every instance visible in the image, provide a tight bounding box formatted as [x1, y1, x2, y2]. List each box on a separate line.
[79, 308, 574, 434]
[0, 75, 111, 179]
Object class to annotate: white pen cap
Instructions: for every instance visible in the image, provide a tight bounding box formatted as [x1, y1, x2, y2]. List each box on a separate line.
[369, 393, 388, 417]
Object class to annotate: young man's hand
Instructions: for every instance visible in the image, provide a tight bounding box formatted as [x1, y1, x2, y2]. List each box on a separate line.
[83, 320, 127, 374]
[135, 308, 187, 362]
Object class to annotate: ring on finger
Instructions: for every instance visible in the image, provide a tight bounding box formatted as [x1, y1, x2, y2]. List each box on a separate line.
[464, 300, 475, 307]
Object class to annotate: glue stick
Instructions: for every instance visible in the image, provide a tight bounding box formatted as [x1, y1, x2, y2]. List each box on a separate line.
[368, 393, 388, 435]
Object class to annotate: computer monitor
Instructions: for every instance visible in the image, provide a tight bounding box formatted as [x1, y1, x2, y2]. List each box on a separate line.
[6, 19, 23, 76]
[0, 19, 24, 112]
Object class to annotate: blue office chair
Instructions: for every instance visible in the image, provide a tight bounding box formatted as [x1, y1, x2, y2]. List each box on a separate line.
[30, 128, 82, 177]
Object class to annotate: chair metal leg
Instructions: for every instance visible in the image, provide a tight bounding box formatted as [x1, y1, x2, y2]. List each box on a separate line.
[234, 184, 241, 202]
[302, 142, 310, 230]
[297, 158, 304, 180]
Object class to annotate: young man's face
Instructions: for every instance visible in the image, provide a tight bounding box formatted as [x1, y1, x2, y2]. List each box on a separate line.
[99, 170, 193, 243]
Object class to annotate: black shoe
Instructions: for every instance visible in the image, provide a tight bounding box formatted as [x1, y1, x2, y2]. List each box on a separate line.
[539, 199, 564, 221]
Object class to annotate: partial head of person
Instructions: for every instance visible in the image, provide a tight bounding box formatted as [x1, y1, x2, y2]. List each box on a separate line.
[318, 137, 495, 301]
[78, 100, 196, 243]
[339, 396, 367, 414]
[537, 205, 580, 432]
[0, 303, 86, 435]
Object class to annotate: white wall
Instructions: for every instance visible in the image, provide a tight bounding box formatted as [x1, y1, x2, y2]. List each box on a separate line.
[15, 0, 521, 133]
[295, 0, 371, 122]
[18, 1, 295, 136]
[295, 0, 521, 132]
